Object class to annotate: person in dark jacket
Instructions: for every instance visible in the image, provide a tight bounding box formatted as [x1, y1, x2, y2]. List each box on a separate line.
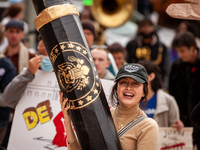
[169, 31, 200, 149]
[126, 19, 170, 89]
[0, 54, 16, 148]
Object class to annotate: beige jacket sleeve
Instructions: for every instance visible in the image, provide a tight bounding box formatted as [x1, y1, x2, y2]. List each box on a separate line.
[137, 118, 159, 150]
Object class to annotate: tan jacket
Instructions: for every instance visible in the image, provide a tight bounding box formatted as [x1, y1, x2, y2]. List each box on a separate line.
[153, 89, 180, 127]
[68, 105, 159, 150]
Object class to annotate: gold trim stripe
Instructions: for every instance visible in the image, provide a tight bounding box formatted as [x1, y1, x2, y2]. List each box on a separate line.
[34, 4, 79, 31]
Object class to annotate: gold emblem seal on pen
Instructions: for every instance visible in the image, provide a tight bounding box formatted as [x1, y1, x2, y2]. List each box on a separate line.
[51, 42, 101, 109]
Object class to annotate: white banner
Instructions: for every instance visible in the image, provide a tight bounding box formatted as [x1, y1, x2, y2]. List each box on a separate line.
[7, 70, 114, 150]
[158, 127, 193, 150]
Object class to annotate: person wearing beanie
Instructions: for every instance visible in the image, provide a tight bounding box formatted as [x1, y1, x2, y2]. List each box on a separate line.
[81, 20, 119, 77]
[81, 20, 95, 49]
[5, 19, 24, 31]
[1, 19, 35, 74]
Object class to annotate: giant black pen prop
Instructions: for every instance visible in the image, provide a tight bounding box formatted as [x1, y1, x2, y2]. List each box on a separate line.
[31, 0, 122, 149]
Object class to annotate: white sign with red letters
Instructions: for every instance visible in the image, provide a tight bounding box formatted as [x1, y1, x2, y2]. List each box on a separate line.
[158, 127, 193, 150]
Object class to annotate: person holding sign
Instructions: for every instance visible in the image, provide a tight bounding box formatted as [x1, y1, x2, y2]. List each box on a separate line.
[139, 60, 184, 130]
[2, 35, 51, 108]
[60, 63, 159, 150]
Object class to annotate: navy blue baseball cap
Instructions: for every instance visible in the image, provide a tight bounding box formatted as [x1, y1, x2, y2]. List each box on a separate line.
[115, 63, 148, 85]
[5, 19, 24, 31]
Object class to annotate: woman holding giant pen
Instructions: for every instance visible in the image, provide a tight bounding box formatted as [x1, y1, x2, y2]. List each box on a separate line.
[60, 63, 158, 150]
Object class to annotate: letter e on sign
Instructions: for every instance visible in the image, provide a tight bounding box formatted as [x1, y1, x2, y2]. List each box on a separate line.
[36, 100, 53, 124]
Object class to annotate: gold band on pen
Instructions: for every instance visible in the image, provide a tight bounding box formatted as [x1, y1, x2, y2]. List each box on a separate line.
[34, 4, 79, 31]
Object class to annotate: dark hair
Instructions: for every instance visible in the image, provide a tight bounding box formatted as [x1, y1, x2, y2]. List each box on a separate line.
[108, 42, 127, 59]
[80, 9, 94, 21]
[2, 3, 25, 18]
[138, 60, 163, 92]
[138, 18, 154, 27]
[179, 21, 198, 37]
[110, 82, 148, 107]
[172, 31, 196, 49]
[81, 20, 95, 38]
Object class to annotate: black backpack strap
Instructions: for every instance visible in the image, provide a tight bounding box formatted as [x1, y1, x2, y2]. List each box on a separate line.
[118, 115, 147, 138]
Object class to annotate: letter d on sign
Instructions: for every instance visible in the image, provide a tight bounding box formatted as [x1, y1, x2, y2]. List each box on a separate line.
[23, 108, 39, 130]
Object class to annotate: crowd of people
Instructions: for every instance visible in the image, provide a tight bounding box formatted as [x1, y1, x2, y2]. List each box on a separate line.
[0, 1, 200, 150]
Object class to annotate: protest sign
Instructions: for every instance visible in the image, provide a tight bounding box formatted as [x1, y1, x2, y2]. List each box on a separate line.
[7, 70, 114, 150]
[158, 127, 193, 150]
[7, 70, 194, 150]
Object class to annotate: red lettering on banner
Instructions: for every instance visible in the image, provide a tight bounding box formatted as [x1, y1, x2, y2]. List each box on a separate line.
[161, 143, 185, 150]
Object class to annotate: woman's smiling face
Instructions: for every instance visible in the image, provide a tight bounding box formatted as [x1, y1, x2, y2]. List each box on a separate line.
[116, 77, 144, 108]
